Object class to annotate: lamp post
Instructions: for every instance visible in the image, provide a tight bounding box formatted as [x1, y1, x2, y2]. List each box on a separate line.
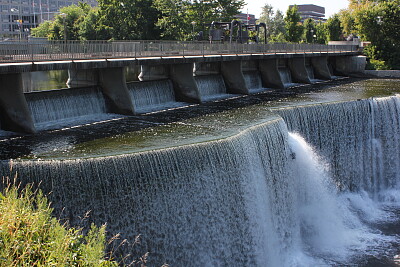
[191, 21, 196, 41]
[11, 8, 22, 40]
[60, 13, 67, 41]
[310, 29, 314, 43]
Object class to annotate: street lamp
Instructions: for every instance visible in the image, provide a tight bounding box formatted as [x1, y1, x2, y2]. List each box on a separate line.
[11, 8, 22, 40]
[60, 13, 67, 41]
[191, 21, 196, 41]
[310, 29, 314, 43]
[377, 16, 383, 25]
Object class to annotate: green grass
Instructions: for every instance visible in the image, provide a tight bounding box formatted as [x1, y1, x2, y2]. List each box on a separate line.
[0, 177, 118, 267]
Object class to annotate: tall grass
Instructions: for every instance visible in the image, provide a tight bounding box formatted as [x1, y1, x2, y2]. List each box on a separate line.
[0, 176, 118, 266]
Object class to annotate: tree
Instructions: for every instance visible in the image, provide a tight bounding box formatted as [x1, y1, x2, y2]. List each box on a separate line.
[315, 22, 328, 44]
[31, 20, 52, 38]
[258, 3, 286, 42]
[97, 0, 160, 40]
[154, 0, 245, 41]
[326, 14, 343, 41]
[284, 5, 304, 43]
[338, 9, 356, 36]
[303, 18, 316, 43]
[351, 0, 400, 69]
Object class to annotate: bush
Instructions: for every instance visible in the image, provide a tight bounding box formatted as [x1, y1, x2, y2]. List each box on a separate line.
[0, 179, 118, 267]
[366, 59, 390, 70]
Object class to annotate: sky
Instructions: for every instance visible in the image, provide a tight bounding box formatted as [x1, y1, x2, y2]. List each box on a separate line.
[242, 0, 349, 19]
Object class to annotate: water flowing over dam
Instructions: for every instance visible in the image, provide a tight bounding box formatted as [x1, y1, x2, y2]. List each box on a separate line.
[1, 79, 400, 266]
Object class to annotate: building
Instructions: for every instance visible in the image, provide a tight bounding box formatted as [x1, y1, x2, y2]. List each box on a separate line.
[289, 4, 326, 22]
[0, 0, 97, 39]
[235, 13, 257, 25]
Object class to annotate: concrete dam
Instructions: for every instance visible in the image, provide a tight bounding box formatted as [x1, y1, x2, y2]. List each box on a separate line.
[0, 42, 399, 266]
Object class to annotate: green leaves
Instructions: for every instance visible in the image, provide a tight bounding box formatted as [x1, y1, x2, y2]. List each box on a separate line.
[284, 5, 304, 43]
[0, 181, 118, 266]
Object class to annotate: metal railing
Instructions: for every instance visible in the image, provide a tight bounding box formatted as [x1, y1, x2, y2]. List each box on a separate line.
[0, 40, 359, 63]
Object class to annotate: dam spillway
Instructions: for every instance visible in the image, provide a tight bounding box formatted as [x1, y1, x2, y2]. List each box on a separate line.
[1, 79, 400, 266]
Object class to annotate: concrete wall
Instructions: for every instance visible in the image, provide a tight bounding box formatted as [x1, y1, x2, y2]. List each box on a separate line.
[221, 61, 249, 94]
[259, 59, 285, 89]
[169, 63, 201, 103]
[0, 73, 35, 133]
[98, 67, 135, 115]
[288, 57, 312, 84]
[335, 56, 367, 75]
[311, 56, 332, 79]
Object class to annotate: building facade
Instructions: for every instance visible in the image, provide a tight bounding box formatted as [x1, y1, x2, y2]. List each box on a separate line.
[0, 0, 96, 39]
[235, 13, 257, 25]
[289, 4, 325, 22]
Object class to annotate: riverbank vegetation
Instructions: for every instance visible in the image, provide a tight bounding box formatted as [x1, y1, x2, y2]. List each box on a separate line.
[0, 178, 118, 266]
[30, 0, 399, 70]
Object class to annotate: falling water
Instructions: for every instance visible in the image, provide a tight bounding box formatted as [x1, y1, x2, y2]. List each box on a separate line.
[275, 96, 400, 196]
[195, 75, 233, 102]
[25, 86, 119, 131]
[128, 80, 187, 113]
[2, 93, 400, 265]
[243, 71, 266, 93]
[278, 68, 296, 88]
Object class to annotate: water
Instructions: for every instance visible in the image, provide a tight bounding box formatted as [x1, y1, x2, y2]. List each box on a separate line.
[195, 75, 234, 102]
[278, 67, 298, 88]
[1, 78, 400, 266]
[25, 87, 122, 131]
[243, 71, 268, 94]
[128, 80, 187, 113]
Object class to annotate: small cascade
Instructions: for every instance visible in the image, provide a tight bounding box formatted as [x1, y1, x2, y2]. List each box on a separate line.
[278, 68, 297, 88]
[25, 87, 116, 131]
[243, 71, 266, 94]
[195, 75, 233, 102]
[306, 65, 315, 80]
[128, 80, 186, 113]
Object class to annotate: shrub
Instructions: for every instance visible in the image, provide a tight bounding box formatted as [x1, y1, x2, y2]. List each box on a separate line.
[0, 179, 118, 267]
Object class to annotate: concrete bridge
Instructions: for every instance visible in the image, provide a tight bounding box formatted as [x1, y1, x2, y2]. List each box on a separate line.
[0, 41, 365, 134]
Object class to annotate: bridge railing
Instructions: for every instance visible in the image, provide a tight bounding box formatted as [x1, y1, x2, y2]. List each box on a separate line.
[0, 40, 358, 63]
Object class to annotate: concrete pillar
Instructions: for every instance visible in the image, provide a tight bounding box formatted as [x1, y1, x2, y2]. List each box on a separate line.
[138, 65, 169, 81]
[221, 61, 249, 94]
[169, 63, 201, 103]
[259, 59, 285, 89]
[98, 67, 135, 115]
[67, 68, 98, 88]
[335, 55, 367, 75]
[0, 73, 36, 133]
[311, 56, 332, 79]
[288, 57, 312, 84]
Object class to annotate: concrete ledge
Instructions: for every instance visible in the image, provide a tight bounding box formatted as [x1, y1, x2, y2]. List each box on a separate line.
[362, 70, 400, 78]
[0, 52, 360, 74]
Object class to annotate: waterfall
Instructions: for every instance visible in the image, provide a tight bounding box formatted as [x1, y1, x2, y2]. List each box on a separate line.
[243, 71, 266, 93]
[275, 96, 400, 196]
[1, 119, 298, 266]
[195, 75, 233, 102]
[25, 87, 118, 131]
[128, 80, 186, 113]
[2, 95, 400, 266]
